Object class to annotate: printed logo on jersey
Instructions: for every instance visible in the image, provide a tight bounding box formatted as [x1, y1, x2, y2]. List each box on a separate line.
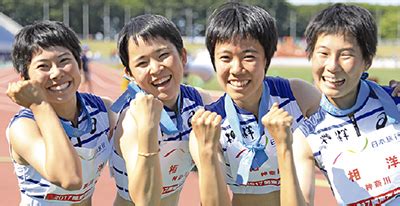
[376, 112, 387, 130]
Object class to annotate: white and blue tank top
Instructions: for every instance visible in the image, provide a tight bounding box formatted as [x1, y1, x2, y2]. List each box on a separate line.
[299, 82, 400, 205]
[110, 84, 204, 200]
[6, 93, 112, 205]
[205, 77, 304, 194]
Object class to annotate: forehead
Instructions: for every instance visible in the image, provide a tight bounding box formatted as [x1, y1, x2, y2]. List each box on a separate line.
[31, 46, 72, 60]
[128, 36, 174, 50]
[215, 36, 263, 50]
[316, 32, 360, 48]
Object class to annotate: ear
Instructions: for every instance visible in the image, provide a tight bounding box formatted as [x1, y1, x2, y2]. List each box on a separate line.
[181, 48, 188, 66]
[364, 56, 373, 71]
[124, 67, 133, 77]
[19, 73, 25, 80]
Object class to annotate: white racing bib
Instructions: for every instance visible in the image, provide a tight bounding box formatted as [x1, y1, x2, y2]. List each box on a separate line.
[324, 124, 400, 205]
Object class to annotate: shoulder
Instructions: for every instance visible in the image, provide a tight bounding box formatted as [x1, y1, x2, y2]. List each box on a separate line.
[180, 84, 205, 105]
[298, 107, 327, 137]
[266, 76, 295, 99]
[288, 78, 321, 118]
[79, 93, 108, 112]
[204, 94, 227, 119]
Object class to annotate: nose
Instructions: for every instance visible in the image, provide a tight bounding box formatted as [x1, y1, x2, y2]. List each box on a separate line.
[230, 58, 244, 75]
[149, 60, 163, 75]
[49, 64, 64, 79]
[324, 55, 340, 73]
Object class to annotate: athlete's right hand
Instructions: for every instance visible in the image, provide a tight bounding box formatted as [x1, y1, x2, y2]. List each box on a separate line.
[128, 93, 163, 148]
[7, 80, 47, 108]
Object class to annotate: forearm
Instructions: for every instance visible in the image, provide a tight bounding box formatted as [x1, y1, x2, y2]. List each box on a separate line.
[31, 102, 82, 189]
[276, 145, 307, 206]
[198, 151, 231, 206]
[128, 154, 162, 206]
[126, 129, 162, 206]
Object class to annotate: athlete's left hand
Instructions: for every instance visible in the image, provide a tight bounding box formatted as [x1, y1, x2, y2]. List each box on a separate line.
[262, 103, 294, 147]
[389, 80, 400, 97]
[191, 108, 222, 154]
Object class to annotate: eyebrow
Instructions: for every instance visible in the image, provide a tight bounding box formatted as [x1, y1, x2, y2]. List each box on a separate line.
[133, 46, 170, 62]
[315, 45, 356, 52]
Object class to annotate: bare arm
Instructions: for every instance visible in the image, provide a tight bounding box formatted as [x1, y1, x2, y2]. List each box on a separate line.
[117, 93, 162, 206]
[189, 108, 231, 206]
[292, 129, 316, 206]
[289, 78, 321, 118]
[196, 87, 223, 105]
[101, 96, 117, 140]
[262, 103, 307, 206]
[7, 80, 82, 190]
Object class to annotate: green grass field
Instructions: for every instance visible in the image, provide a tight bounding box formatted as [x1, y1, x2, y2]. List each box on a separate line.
[82, 39, 399, 91]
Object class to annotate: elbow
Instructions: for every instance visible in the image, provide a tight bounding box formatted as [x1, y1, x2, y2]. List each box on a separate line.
[47, 172, 83, 190]
[63, 177, 83, 190]
[60, 175, 83, 190]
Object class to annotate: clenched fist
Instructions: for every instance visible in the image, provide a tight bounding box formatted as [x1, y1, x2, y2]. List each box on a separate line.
[7, 80, 47, 108]
[191, 108, 222, 153]
[262, 103, 294, 147]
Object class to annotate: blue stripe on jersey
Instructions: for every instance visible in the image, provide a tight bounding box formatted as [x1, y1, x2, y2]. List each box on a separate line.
[296, 115, 304, 123]
[20, 190, 45, 199]
[80, 93, 107, 112]
[163, 129, 191, 141]
[279, 99, 291, 108]
[205, 94, 227, 118]
[313, 151, 321, 157]
[180, 84, 204, 106]
[73, 128, 109, 147]
[266, 76, 295, 100]
[112, 165, 128, 176]
[116, 184, 129, 192]
[17, 175, 50, 187]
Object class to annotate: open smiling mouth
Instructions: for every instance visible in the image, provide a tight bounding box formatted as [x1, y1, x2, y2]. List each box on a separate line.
[152, 75, 172, 87]
[323, 76, 345, 87]
[48, 81, 71, 92]
[229, 80, 250, 88]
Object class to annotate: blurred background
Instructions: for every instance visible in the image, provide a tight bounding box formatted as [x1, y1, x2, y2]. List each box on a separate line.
[0, 0, 399, 90]
[0, 0, 399, 205]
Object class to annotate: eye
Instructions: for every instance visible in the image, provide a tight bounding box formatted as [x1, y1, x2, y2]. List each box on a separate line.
[136, 61, 148, 68]
[340, 52, 353, 59]
[218, 55, 231, 62]
[59, 58, 71, 65]
[317, 51, 328, 57]
[159, 52, 169, 60]
[243, 55, 256, 61]
[36, 64, 50, 71]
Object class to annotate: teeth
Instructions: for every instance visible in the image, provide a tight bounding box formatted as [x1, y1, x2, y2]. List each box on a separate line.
[49, 82, 70, 91]
[324, 77, 344, 83]
[152, 76, 171, 86]
[230, 80, 249, 87]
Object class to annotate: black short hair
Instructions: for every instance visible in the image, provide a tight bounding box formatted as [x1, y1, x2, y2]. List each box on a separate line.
[118, 14, 184, 74]
[205, 2, 278, 73]
[12, 21, 81, 79]
[305, 3, 377, 65]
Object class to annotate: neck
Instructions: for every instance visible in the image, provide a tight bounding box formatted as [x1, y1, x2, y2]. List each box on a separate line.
[163, 94, 179, 112]
[52, 95, 79, 125]
[328, 82, 360, 110]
